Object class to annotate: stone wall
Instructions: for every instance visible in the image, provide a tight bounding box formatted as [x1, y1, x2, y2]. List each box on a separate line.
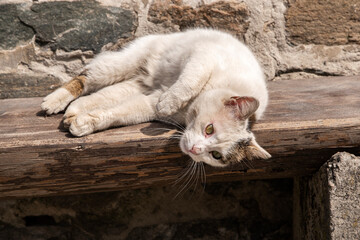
[1, 0, 359, 98]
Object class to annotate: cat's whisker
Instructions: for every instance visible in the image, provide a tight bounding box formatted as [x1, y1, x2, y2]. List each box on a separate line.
[144, 127, 183, 134]
[245, 158, 255, 170]
[144, 125, 184, 145]
[189, 162, 201, 199]
[199, 163, 207, 197]
[173, 160, 194, 185]
[158, 117, 185, 132]
[167, 134, 183, 138]
[201, 162, 206, 188]
[242, 159, 252, 170]
[187, 162, 200, 197]
[239, 161, 246, 172]
[168, 118, 186, 132]
[167, 136, 182, 140]
[173, 160, 197, 199]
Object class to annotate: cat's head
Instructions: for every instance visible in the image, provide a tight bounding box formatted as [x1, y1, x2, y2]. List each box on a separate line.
[180, 89, 271, 167]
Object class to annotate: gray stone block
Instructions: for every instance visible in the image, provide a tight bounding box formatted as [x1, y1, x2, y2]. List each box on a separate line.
[294, 152, 360, 240]
[19, 1, 137, 53]
[0, 4, 34, 50]
[0, 73, 61, 99]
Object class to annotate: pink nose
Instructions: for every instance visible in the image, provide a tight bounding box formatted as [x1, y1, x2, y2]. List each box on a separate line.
[189, 145, 201, 155]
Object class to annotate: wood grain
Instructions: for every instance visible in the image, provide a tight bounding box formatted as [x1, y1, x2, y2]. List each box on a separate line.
[0, 76, 360, 198]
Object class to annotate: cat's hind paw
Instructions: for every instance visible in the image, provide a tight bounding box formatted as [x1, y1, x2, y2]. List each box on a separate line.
[41, 88, 75, 115]
[63, 113, 77, 129]
[63, 104, 83, 129]
[69, 114, 97, 137]
[68, 111, 106, 137]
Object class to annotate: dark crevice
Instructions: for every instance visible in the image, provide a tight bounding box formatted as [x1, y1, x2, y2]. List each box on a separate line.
[275, 68, 342, 77]
[17, 17, 52, 47]
[23, 215, 56, 226]
[17, 17, 36, 38]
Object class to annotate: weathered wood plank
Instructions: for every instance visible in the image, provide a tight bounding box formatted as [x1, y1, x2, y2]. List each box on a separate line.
[0, 76, 359, 198]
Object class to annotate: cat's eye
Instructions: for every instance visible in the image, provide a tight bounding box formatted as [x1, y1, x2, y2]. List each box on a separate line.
[205, 124, 214, 135]
[211, 151, 222, 160]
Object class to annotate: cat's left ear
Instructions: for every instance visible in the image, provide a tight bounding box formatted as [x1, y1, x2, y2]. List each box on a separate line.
[224, 96, 259, 120]
[246, 138, 271, 160]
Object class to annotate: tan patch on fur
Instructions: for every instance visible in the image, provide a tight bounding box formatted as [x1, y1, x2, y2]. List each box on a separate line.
[225, 138, 271, 165]
[63, 75, 86, 97]
[224, 141, 250, 164]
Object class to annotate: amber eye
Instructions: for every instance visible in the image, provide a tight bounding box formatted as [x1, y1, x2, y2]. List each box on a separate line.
[205, 124, 214, 135]
[211, 151, 222, 160]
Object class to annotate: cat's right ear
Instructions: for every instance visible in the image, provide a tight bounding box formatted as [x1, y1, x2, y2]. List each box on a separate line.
[224, 96, 259, 120]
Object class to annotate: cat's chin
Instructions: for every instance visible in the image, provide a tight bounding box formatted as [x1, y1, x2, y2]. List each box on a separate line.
[188, 155, 228, 168]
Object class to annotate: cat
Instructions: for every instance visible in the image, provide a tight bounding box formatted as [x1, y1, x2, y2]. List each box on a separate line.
[41, 29, 271, 167]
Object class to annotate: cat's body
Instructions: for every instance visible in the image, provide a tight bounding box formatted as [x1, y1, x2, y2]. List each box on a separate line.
[42, 29, 271, 167]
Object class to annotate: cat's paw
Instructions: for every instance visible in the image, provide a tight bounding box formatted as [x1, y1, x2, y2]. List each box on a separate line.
[69, 111, 106, 137]
[63, 112, 78, 129]
[63, 104, 82, 129]
[41, 88, 75, 115]
[156, 91, 182, 116]
[69, 114, 97, 137]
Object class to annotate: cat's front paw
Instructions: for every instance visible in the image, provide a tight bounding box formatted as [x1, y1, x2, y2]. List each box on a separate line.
[41, 88, 75, 115]
[156, 92, 182, 116]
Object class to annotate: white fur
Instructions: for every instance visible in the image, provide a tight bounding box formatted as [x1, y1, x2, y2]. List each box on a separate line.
[41, 88, 75, 115]
[42, 29, 270, 166]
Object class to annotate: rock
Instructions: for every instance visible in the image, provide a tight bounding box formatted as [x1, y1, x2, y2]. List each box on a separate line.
[0, 41, 35, 71]
[148, 0, 250, 39]
[327, 152, 360, 239]
[0, 73, 61, 99]
[0, 4, 34, 50]
[294, 152, 360, 240]
[19, 1, 137, 53]
[285, 0, 360, 45]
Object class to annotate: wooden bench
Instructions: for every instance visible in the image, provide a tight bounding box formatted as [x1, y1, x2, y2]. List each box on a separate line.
[1, 76, 359, 198]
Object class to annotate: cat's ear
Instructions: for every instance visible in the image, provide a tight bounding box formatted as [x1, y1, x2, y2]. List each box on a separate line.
[224, 96, 259, 120]
[246, 138, 271, 160]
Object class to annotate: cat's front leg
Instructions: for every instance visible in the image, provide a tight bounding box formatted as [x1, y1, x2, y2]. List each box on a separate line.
[156, 88, 186, 116]
[156, 54, 213, 117]
[41, 88, 75, 115]
[41, 75, 86, 115]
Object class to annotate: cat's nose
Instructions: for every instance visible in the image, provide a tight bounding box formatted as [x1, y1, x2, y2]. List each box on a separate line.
[189, 145, 202, 155]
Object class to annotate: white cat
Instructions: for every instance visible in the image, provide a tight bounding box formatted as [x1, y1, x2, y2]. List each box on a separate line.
[42, 29, 271, 167]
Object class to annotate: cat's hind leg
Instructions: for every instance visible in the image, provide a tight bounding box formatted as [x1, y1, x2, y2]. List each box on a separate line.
[42, 35, 158, 115]
[68, 92, 160, 137]
[63, 80, 148, 129]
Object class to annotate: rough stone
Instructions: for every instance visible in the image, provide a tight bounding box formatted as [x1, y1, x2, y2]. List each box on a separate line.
[0, 41, 35, 72]
[0, 72, 61, 99]
[19, 1, 137, 53]
[0, 4, 34, 50]
[286, 0, 360, 45]
[294, 152, 360, 240]
[148, 0, 250, 39]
